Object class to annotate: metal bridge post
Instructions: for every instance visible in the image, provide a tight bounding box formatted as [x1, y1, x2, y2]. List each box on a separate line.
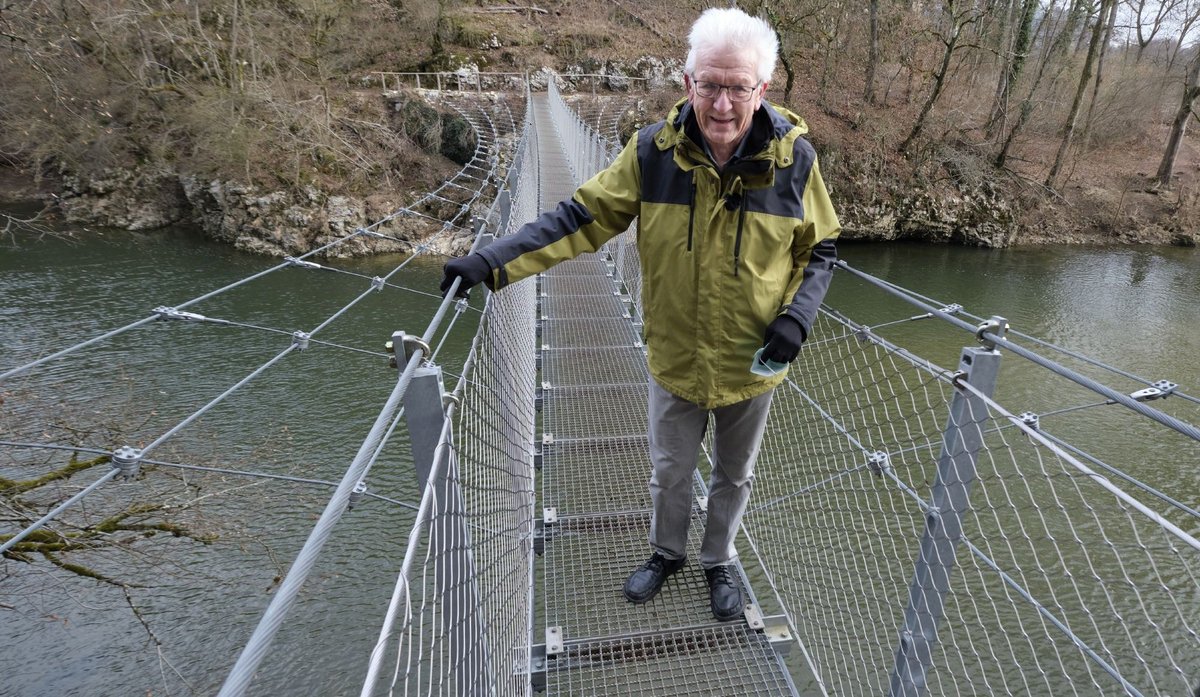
[888, 319, 1005, 697]
[498, 190, 512, 237]
[402, 356, 494, 696]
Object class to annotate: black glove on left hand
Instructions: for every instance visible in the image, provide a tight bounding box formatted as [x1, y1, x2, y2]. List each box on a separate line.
[440, 253, 492, 298]
[761, 315, 807, 364]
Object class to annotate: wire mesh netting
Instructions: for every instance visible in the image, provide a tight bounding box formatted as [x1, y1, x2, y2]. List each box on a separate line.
[363, 93, 540, 697]
[742, 306, 1200, 696]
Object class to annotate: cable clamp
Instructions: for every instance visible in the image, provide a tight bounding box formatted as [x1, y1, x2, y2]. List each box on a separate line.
[867, 451, 890, 477]
[348, 480, 368, 510]
[387, 331, 432, 365]
[1130, 380, 1178, 402]
[291, 331, 310, 350]
[153, 306, 206, 322]
[111, 446, 142, 479]
[442, 392, 461, 409]
[284, 256, 322, 270]
[370, 276, 385, 292]
[938, 303, 963, 315]
[402, 333, 432, 362]
[1017, 411, 1040, 430]
[975, 315, 1009, 350]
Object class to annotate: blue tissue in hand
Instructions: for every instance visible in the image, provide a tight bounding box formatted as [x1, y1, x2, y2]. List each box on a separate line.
[750, 347, 788, 377]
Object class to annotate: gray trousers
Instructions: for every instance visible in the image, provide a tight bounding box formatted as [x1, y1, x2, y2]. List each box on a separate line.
[647, 379, 774, 569]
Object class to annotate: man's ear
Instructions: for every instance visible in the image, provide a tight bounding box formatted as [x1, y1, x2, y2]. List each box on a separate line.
[755, 82, 769, 109]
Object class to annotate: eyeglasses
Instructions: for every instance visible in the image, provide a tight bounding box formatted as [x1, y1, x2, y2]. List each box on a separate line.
[691, 80, 761, 102]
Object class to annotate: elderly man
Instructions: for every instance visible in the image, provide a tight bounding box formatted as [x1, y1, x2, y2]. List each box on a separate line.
[441, 7, 840, 621]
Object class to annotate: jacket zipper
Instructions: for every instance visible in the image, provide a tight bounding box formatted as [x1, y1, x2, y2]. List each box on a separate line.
[686, 175, 696, 252]
[732, 194, 747, 276]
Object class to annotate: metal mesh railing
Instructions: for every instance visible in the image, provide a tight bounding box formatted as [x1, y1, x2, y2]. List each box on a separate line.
[360, 90, 540, 697]
[741, 290, 1200, 696]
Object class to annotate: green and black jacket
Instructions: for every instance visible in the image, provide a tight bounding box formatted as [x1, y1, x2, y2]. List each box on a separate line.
[479, 97, 841, 408]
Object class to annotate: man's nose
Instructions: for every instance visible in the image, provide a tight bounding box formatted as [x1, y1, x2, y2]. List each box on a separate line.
[714, 89, 734, 110]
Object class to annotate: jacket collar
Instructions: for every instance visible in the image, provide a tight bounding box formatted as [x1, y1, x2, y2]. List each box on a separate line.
[663, 97, 807, 178]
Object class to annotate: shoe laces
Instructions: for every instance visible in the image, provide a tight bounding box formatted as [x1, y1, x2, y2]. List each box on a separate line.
[644, 553, 668, 572]
[708, 565, 736, 586]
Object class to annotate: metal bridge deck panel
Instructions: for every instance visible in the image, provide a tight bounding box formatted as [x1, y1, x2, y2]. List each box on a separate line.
[543, 257, 610, 277]
[544, 511, 743, 640]
[540, 318, 641, 348]
[541, 293, 629, 321]
[542, 436, 653, 514]
[541, 346, 648, 387]
[546, 625, 794, 696]
[542, 384, 648, 438]
[541, 275, 623, 296]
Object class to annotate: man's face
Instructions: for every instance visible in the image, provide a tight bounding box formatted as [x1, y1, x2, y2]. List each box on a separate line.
[685, 47, 765, 157]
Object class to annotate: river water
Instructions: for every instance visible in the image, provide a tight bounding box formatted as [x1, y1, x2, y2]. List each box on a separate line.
[1, 229, 1197, 695]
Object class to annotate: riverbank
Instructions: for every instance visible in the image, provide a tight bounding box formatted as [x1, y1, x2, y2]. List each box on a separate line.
[2, 85, 1196, 253]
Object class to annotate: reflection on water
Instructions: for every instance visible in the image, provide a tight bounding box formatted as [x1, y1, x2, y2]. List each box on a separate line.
[1, 232, 1198, 695]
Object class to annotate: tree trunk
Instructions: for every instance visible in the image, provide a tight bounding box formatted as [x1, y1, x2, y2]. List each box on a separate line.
[994, 0, 1084, 167]
[1156, 49, 1200, 187]
[900, 15, 962, 154]
[230, 0, 241, 92]
[986, 0, 1038, 138]
[1080, 0, 1118, 146]
[865, 0, 880, 104]
[1046, 0, 1113, 188]
[780, 50, 796, 99]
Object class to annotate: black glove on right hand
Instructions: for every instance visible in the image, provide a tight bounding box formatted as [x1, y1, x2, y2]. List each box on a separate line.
[440, 253, 492, 298]
[761, 315, 807, 364]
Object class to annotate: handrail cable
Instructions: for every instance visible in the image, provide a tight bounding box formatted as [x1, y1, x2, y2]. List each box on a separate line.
[0, 440, 416, 510]
[862, 270, 1199, 405]
[0, 468, 122, 554]
[836, 261, 1200, 443]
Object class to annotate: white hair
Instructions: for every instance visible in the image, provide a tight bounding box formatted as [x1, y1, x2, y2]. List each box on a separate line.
[685, 8, 778, 84]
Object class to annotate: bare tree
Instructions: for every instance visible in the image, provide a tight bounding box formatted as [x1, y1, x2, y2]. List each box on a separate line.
[1046, 0, 1116, 188]
[995, 0, 1088, 168]
[865, 0, 881, 104]
[1165, 0, 1200, 71]
[1156, 47, 1200, 187]
[742, 0, 824, 100]
[985, 0, 1039, 138]
[1080, 0, 1120, 145]
[899, 0, 984, 154]
[1129, 0, 1184, 62]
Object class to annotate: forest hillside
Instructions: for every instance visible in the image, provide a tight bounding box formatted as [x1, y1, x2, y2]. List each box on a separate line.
[1, 0, 1198, 249]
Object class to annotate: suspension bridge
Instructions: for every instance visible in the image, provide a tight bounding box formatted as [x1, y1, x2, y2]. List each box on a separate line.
[2, 73, 1199, 697]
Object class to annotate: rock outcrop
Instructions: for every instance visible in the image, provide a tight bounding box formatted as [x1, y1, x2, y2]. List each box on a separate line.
[841, 184, 1019, 248]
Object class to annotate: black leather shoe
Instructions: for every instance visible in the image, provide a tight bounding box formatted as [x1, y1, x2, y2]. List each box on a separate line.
[623, 553, 687, 603]
[705, 565, 743, 621]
